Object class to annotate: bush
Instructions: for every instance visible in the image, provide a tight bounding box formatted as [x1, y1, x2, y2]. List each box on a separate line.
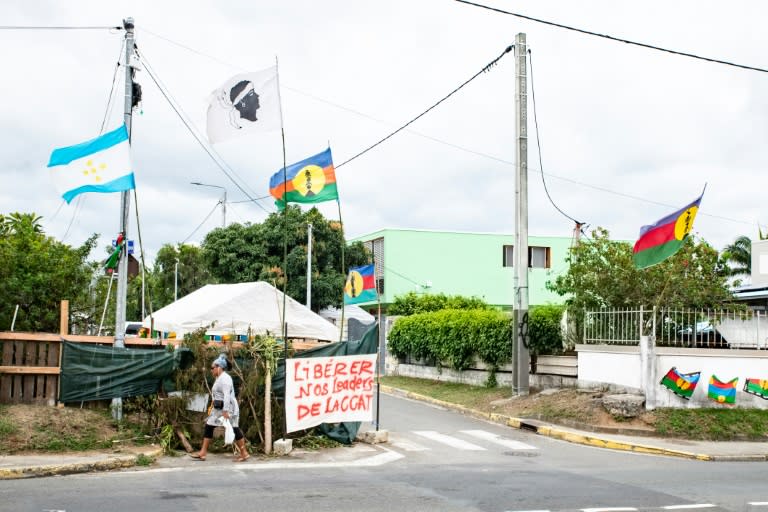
[388, 292, 491, 316]
[388, 309, 512, 372]
[527, 305, 565, 355]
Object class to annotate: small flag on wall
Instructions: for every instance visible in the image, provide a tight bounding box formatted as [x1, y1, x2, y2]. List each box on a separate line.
[660, 367, 700, 400]
[48, 124, 135, 204]
[269, 148, 338, 210]
[633, 191, 704, 269]
[344, 264, 376, 305]
[707, 375, 738, 405]
[743, 378, 768, 400]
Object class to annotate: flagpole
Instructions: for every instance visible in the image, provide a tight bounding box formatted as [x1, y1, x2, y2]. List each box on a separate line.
[336, 197, 346, 343]
[276, 55, 288, 453]
[375, 277, 382, 432]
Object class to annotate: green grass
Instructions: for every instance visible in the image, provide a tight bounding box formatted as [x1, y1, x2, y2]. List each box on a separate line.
[380, 376, 510, 410]
[0, 406, 16, 437]
[135, 453, 154, 466]
[654, 408, 768, 441]
[381, 375, 768, 441]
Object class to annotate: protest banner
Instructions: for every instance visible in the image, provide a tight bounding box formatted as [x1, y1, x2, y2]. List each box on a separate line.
[285, 353, 377, 433]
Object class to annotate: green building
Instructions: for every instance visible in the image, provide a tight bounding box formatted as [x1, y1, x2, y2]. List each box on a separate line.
[348, 228, 573, 311]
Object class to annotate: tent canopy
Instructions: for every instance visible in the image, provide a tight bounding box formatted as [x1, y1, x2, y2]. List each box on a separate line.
[144, 281, 340, 341]
[318, 305, 375, 324]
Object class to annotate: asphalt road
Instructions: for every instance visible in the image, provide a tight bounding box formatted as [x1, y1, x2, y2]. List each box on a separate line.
[2, 393, 768, 512]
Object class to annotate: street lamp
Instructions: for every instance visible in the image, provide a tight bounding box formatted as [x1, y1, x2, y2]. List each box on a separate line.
[191, 182, 227, 228]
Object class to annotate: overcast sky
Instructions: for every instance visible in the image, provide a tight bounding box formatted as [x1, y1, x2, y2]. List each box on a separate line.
[2, 0, 766, 264]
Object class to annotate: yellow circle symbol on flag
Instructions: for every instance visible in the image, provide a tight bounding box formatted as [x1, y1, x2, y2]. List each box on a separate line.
[676, 377, 690, 390]
[761, 380, 768, 391]
[292, 164, 326, 197]
[717, 395, 725, 403]
[345, 271, 364, 298]
[674, 205, 698, 240]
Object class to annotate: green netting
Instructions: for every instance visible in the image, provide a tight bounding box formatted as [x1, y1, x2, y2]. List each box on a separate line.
[60, 342, 193, 402]
[271, 322, 380, 444]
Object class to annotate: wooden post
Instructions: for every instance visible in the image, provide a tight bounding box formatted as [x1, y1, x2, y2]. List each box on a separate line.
[57, 300, 68, 405]
[59, 300, 69, 336]
[264, 364, 272, 454]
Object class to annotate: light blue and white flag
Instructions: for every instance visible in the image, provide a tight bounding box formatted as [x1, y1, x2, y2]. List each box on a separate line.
[48, 124, 135, 203]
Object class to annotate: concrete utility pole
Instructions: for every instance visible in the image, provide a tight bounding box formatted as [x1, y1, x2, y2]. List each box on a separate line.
[306, 223, 312, 309]
[512, 33, 530, 396]
[114, 17, 135, 351]
[112, 16, 136, 420]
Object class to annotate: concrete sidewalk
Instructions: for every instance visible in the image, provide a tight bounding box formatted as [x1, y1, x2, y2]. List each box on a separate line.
[2, 388, 767, 479]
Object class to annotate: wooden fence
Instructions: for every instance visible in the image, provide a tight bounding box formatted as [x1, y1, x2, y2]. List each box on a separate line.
[0, 300, 324, 405]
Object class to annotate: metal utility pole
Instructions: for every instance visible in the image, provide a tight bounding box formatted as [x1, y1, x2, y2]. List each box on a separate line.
[512, 33, 530, 396]
[306, 223, 312, 309]
[112, 16, 136, 420]
[174, 259, 179, 301]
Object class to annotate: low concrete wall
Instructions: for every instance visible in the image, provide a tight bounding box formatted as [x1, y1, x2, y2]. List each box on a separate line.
[577, 343, 768, 409]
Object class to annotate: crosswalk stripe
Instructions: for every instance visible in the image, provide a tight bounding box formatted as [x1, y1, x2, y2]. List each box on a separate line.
[390, 438, 430, 452]
[413, 430, 486, 451]
[460, 429, 537, 450]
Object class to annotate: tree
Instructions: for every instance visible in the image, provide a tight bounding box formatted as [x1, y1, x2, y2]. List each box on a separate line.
[720, 235, 751, 280]
[150, 243, 214, 310]
[0, 212, 98, 332]
[201, 206, 369, 311]
[548, 227, 733, 314]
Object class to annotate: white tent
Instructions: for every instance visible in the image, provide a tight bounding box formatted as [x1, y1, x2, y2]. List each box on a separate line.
[143, 281, 340, 341]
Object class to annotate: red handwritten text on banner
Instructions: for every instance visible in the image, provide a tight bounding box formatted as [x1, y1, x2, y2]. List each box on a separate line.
[285, 354, 377, 433]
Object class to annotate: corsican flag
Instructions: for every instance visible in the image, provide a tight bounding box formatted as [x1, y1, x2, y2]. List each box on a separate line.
[48, 124, 135, 204]
[206, 66, 282, 144]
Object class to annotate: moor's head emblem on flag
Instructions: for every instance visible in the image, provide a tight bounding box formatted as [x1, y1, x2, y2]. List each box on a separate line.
[216, 80, 261, 129]
[292, 164, 326, 197]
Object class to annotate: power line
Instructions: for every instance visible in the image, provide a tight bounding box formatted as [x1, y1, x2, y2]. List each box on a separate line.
[136, 47, 274, 215]
[100, 40, 125, 134]
[182, 201, 222, 244]
[0, 25, 122, 30]
[135, 28, 763, 230]
[528, 49, 582, 227]
[455, 0, 768, 74]
[336, 44, 513, 169]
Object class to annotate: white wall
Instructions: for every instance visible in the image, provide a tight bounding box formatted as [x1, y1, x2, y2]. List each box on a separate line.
[577, 344, 768, 409]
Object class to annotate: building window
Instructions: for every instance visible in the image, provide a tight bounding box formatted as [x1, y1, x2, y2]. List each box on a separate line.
[502, 245, 551, 268]
[503, 245, 514, 267]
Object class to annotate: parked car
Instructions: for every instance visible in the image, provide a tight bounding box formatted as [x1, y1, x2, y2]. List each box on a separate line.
[677, 321, 728, 348]
[125, 321, 143, 337]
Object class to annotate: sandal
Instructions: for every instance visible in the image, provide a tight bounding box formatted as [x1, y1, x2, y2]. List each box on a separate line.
[189, 453, 206, 461]
[234, 454, 250, 462]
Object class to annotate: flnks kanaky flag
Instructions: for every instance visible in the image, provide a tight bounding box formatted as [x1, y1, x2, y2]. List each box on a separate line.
[632, 191, 704, 269]
[269, 148, 338, 210]
[206, 66, 281, 144]
[344, 264, 376, 305]
[48, 124, 135, 204]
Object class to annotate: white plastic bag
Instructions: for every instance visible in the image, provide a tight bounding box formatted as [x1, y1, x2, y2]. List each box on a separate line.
[220, 417, 235, 445]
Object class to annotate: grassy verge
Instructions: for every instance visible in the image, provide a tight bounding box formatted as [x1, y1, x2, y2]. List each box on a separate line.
[380, 375, 768, 441]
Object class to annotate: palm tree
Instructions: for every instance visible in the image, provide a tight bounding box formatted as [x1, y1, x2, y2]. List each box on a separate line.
[721, 235, 751, 278]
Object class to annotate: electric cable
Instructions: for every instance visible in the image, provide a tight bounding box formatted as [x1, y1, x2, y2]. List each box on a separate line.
[528, 49, 582, 226]
[100, 40, 125, 134]
[136, 28, 764, 231]
[0, 25, 122, 30]
[182, 201, 222, 244]
[336, 44, 514, 169]
[455, 0, 768, 74]
[135, 47, 274, 214]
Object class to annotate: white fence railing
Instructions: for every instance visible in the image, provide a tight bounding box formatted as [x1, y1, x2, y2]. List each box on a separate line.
[583, 307, 767, 349]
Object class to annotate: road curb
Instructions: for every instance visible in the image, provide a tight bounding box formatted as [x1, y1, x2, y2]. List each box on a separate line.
[0, 447, 163, 480]
[379, 385, 717, 461]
